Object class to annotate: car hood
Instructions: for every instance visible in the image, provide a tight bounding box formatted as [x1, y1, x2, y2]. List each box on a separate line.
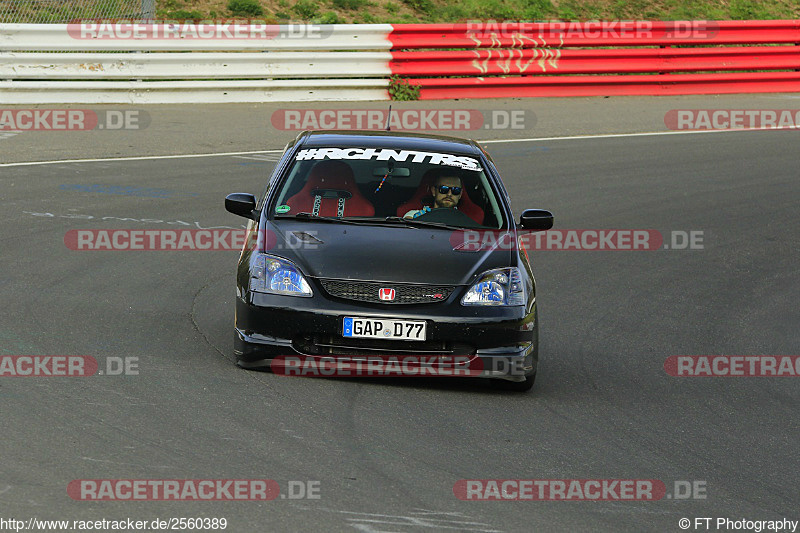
[265, 220, 513, 285]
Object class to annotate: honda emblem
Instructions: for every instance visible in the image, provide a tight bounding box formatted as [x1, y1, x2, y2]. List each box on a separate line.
[379, 288, 396, 301]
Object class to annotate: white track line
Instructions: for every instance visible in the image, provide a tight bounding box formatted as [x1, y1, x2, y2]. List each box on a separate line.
[0, 149, 283, 168]
[479, 124, 800, 144]
[1, 125, 796, 167]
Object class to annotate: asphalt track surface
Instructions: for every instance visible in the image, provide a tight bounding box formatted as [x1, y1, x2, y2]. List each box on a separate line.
[1, 104, 798, 532]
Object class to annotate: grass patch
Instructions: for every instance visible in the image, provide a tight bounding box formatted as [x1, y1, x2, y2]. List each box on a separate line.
[400, 0, 433, 14]
[332, 0, 367, 10]
[318, 10, 339, 21]
[292, 0, 319, 18]
[7, 0, 798, 25]
[389, 75, 420, 101]
[228, 0, 264, 16]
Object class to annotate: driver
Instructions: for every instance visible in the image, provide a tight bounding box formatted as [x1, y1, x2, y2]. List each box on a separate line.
[403, 170, 463, 219]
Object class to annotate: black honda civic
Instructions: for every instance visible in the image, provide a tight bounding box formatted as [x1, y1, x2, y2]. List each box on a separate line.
[224, 130, 553, 391]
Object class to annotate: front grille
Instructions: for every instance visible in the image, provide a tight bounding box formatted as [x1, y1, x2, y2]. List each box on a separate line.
[318, 279, 456, 304]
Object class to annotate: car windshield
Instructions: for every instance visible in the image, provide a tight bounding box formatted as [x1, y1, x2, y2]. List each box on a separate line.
[269, 146, 506, 229]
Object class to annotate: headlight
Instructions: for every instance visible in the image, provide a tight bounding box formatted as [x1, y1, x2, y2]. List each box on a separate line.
[461, 267, 525, 306]
[250, 254, 313, 297]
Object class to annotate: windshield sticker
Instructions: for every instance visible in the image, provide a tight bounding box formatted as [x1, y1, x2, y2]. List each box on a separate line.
[276, 205, 291, 214]
[295, 148, 482, 172]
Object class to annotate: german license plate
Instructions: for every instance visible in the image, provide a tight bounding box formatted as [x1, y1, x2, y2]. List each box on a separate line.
[343, 317, 426, 341]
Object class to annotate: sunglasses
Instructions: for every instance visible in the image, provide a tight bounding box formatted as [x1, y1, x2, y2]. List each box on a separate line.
[436, 185, 462, 195]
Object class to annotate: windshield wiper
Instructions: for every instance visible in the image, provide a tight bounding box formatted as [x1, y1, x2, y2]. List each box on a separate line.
[382, 216, 462, 230]
[275, 212, 367, 225]
[276, 213, 462, 230]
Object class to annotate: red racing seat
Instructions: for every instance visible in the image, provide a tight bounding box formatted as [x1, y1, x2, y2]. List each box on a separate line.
[285, 160, 375, 217]
[396, 168, 484, 224]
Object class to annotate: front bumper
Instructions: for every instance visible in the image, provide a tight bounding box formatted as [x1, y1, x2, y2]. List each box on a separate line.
[234, 293, 538, 382]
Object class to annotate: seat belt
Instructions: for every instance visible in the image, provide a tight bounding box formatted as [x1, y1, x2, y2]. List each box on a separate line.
[312, 194, 346, 217]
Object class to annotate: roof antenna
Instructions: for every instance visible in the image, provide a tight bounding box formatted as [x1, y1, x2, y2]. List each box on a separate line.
[385, 104, 392, 131]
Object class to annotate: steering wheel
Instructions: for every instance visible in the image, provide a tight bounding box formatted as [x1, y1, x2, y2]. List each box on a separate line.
[414, 207, 482, 228]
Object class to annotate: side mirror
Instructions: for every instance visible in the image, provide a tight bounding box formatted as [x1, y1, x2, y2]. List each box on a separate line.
[225, 193, 257, 220]
[519, 209, 553, 231]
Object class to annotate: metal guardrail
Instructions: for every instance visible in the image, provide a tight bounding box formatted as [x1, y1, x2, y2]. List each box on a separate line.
[2, 52, 392, 79]
[0, 23, 393, 51]
[387, 21, 800, 99]
[409, 72, 800, 99]
[391, 47, 800, 76]
[1, 21, 799, 103]
[388, 20, 800, 47]
[0, 79, 390, 104]
[0, 23, 393, 103]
